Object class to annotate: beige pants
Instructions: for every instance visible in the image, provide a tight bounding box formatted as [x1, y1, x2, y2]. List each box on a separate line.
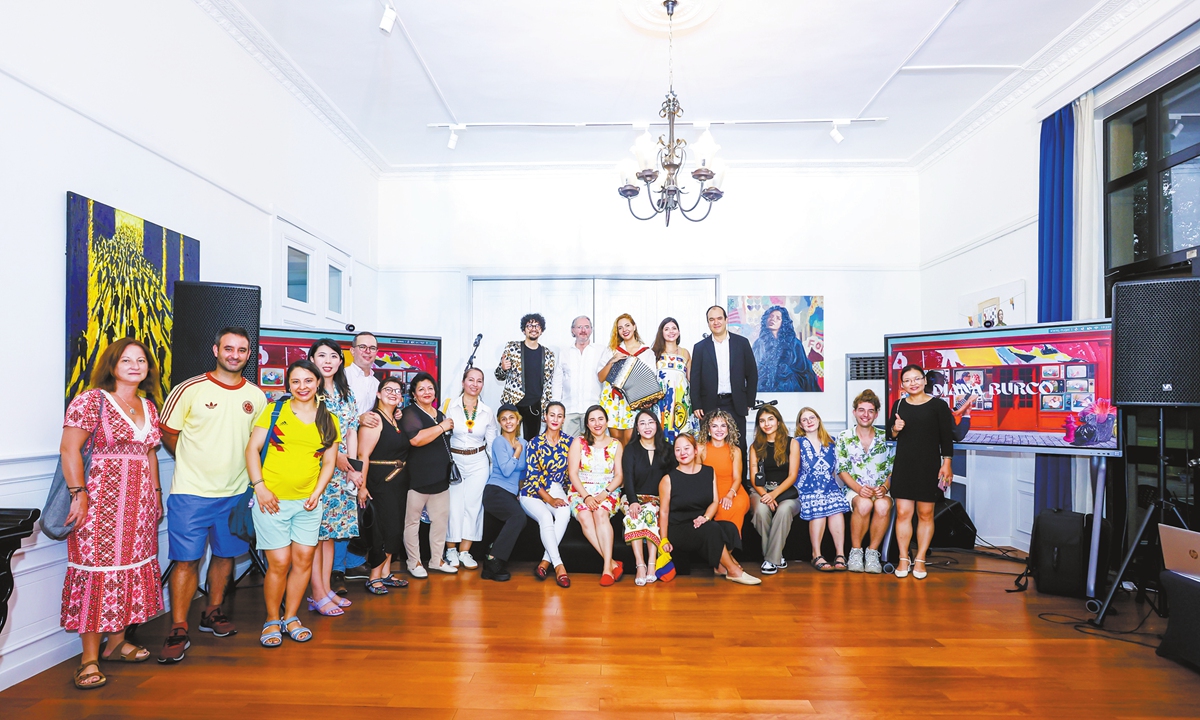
[749, 492, 800, 566]
[403, 488, 450, 569]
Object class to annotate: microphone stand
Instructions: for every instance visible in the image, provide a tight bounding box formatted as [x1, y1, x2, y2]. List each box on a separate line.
[465, 334, 482, 374]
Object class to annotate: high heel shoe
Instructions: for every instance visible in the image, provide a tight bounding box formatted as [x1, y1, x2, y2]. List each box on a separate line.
[634, 563, 648, 587]
[894, 558, 911, 579]
[912, 559, 927, 580]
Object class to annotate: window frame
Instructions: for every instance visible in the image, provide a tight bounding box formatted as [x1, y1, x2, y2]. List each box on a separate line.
[281, 233, 317, 316]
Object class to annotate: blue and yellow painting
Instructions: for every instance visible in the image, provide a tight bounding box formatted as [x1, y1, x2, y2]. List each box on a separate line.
[65, 192, 199, 405]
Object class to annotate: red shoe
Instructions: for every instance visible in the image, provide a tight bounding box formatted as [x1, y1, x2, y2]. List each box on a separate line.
[556, 572, 570, 588]
[599, 573, 615, 587]
[612, 561, 624, 582]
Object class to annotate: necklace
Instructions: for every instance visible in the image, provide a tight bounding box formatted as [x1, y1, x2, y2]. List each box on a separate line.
[381, 409, 400, 432]
[463, 397, 478, 434]
[114, 392, 139, 416]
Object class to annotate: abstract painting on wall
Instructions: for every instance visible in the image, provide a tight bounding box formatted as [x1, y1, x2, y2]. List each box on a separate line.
[727, 295, 824, 392]
[65, 192, 199, 405]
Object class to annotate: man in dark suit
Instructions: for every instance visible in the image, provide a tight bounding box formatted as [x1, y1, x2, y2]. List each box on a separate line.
[692, 305, 758, 471]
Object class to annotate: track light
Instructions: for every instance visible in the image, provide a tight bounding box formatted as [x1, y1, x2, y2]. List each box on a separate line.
[829, 123, 844, 144]
[447, 129, 458, 150]
[380, 4, 397, 34]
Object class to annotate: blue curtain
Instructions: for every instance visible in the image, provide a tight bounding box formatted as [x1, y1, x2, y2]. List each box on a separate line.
[1035, 104, 1075, 515]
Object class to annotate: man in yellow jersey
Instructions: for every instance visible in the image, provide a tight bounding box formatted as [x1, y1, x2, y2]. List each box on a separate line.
[157, 327, 267, 663]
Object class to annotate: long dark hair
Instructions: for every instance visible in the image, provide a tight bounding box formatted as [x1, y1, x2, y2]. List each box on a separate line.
[752, 404, 790, 467]
[628, 409, 666, 454]
[651, 317, 681, 360]
[373, 376, 404, 418]
[286, 359, 339, 452]
[308, 338, 352, 402]
[583, 404, 609, 446]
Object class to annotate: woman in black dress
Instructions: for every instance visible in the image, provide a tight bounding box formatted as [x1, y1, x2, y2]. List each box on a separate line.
[659, 434, 761, 585]
[621, 410, 675, 586]
[357, 377, 411, 594]
[401, 372, 457, 578]
[886, 364, 956, 580]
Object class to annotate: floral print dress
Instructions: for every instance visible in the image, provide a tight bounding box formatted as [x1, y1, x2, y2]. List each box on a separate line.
[656, 352, 699, 443]
[567, 437, 622, 518]
[319, 389, 360, 540]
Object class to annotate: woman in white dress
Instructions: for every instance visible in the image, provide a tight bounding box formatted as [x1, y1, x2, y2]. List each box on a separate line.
[598, 313, 657, 446]
[442, 367, 496, 569]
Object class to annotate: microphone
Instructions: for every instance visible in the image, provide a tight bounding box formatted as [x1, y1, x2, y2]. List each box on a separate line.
[473, 333, 482, 348]
[751, 399, 778, 410]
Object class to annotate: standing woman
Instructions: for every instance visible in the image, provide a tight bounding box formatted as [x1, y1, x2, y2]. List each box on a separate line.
[520, 402, 572, 587]
[401, 372, 458, 578]
[480, 404, 528, 581]
[699, 410, 748, 544]
[357, 377, 411, 595]
[246, 359, 340, 647]
[306, 339, 362, 616]
[621, 410, 674, 586]
[794, 407, 851, 572]
[442, 367, 496, 570]
[567, 406, 625, 586]
[659, 434, 760, 585]
[59, 339, 163, 689]
[598, 314, 655, 445]
[887, 364, 956, 580]
[748, 405, 801, 576]
[652, 317, 699, 443]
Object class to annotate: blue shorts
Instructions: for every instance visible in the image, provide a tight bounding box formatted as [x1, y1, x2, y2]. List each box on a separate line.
[252, 498, 323, 551]
[167, 493, 250, 561]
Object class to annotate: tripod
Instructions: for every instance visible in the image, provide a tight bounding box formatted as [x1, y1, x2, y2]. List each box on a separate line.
[1089, 407, 1190, 627]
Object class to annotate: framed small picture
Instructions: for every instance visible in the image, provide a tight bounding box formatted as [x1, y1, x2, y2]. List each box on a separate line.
[1066, 365, 1089, 379]
[1070, 393, 1095, 412]
[1041, 394, 1064, 410]
[1041, 379, 1063, 393]
[260, 368, 284, 388]
[954, 369, 985, 388]
[1065, 379, 1089, 393]
[1040, 365, 1062, 379]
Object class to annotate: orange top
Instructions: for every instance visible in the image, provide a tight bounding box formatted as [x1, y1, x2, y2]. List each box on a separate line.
[703, 443, 748, 532]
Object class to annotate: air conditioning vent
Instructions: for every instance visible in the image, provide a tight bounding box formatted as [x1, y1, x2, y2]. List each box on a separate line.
[847, 354, 886, 381]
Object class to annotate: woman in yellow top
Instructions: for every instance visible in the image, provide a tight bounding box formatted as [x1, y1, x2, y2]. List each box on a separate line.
[245, 359, 340, 647]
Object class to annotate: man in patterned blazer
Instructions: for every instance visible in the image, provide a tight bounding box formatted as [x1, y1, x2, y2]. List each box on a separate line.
[495, 313, 557, 440]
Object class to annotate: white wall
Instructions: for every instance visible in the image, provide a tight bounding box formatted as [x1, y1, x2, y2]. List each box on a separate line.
[0, 0, 377, 689]
[376, 167, 923, 430]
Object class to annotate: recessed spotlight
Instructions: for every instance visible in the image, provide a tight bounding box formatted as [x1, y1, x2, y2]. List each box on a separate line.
[380, 4, 397, 34]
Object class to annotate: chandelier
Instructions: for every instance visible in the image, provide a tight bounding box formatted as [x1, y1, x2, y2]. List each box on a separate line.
[617, 0, 724, 226]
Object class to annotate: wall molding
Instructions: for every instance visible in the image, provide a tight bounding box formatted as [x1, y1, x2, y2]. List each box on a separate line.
[919, 214, 1038, 271]
[374, 264, 923, 275]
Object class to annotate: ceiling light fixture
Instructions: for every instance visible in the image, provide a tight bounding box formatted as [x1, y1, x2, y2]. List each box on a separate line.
[829, 123, 844, 144]
[447, 129, 459, 150]
[617, 0, 722, 226]
[380, 4, 397, 34]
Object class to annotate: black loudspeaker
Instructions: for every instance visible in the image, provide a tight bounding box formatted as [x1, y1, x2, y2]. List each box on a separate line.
[1112, 277, 1200, 406]
[931, 498, 977, 550]
[1028, 509, 1111, 598]
[170, 281, 261, 387]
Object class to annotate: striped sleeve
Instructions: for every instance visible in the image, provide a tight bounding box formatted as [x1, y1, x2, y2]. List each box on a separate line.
[159, 374, 205, 433]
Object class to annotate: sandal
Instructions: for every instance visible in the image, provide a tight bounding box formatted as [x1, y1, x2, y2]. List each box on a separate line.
[283, 616, 312, 643]
[325, 590, 352, 608]
[101, 641, 150, 663]
[635, 563, 648, 587]
[73, 661, 106, 690]
[365, 578, 389, 595]
[833, 555, 848, 572]
[380, 574, 408, 588]
[534, 562, 550, 581]
[556, 571, 571, 588]
[811, 556, 834, 572]
[260, 620, 283, 648]
[307, 595, 344, 617]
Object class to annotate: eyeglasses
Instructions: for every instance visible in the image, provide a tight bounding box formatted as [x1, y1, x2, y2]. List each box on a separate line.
[355, 344, 378, 352]
[380, 387, 402, 395]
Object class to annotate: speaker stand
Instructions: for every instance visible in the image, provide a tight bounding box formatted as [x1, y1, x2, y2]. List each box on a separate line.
[1089, 407, 1189, 626]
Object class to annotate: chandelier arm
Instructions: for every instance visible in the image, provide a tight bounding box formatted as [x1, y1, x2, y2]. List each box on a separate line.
[678, 200, 715, 223]
[627, 197, 659, 221]
[681, 183, 706, 213]
[642, 183, 661, 215]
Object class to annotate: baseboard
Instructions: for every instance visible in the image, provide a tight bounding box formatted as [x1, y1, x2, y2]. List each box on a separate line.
[0, 626, 80, 691]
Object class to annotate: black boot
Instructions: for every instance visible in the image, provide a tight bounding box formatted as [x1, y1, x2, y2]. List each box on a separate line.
[482, 555, 510, 582]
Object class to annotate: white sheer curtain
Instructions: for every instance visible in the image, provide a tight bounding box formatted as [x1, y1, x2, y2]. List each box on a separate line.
[1072, 90, 1103, 513]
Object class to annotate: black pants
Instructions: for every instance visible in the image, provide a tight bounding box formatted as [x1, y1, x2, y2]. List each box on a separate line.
[517, 403, 542, 440]
[715, 396, 749, 476]
[366, 472, 409, 565]
[668, 519, 738, 568]
[483, 485, 526, 561]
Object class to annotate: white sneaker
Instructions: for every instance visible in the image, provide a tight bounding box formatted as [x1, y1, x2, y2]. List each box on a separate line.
[847, 548, 865, 573]
[458, 551, 478, 569]
[777, 558, 788, 569]
[864, 549, 883, 574]
[760, 560, 778, 575]
[444, 548, 460, 567]
[433, 562, 459, 574]
[409, 565, 428, 579]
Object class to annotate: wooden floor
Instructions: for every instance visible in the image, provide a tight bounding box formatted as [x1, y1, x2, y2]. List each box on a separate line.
[4, 550, 1199, 719]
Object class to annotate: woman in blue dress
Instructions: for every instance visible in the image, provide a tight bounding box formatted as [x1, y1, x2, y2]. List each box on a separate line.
[795, 406, 851, 571]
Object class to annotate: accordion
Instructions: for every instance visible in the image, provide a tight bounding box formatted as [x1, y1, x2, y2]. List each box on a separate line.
[605, 357, 665, 410]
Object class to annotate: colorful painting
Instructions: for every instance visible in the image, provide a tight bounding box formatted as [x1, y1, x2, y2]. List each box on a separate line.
[727, 295, 824, 392]
[65, 193, 199, 405]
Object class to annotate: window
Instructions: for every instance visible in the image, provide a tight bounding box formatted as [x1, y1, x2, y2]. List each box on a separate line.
[328, 263, 343, 314]
[287, 246, 309, 302]
[277, 219, 352, 326]
[1105, 67, 1200, 273]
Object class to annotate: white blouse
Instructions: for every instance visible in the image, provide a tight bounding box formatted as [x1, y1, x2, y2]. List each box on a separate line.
[442, 394, 497, 450]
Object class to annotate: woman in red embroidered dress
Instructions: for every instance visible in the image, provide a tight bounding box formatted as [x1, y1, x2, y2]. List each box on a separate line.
[59, 339, 164, 689]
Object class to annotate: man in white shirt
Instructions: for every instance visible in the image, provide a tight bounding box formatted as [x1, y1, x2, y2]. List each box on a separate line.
[346, 331, 381, 417]
[692, 305, 758, 471]
[559, 315, 604, 438]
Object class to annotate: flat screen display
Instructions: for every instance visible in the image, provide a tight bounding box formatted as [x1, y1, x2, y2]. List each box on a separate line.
[884, 321, 1119, 456]
[257, 327, 441, 404]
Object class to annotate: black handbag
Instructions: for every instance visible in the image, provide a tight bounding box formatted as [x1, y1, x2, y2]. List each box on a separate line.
[441, 416, 462, 485]
[229, 400, 284, 543]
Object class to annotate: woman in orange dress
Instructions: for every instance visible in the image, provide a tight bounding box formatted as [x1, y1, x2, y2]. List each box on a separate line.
[699, 410, 748, 547]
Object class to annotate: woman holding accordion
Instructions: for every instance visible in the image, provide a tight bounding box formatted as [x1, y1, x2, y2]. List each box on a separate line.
[598, 313, 656, 445]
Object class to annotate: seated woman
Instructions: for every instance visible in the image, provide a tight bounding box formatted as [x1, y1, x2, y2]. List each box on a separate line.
[748, 405, 800, 575]
[621, 409, 674, 586]
[659, 434, 760, 585]
[356, 377, 411, 595]
[519, 402, 572, 588]
[567, 405, 625, 586]
[480, 404, 528, 582]
[794, 407, 852, 572]
[245, 359, 340, 647]
[699, 410, 748, 548]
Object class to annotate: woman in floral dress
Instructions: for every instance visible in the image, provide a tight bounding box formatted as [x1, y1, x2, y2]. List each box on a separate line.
[59, 339, 163, 690]
[652, 317, 699, 443]
[794, 407, 852, 572]
[306, 339, 363, 615]
[567, 405, 625, 586]
[598, 313, 656, 446]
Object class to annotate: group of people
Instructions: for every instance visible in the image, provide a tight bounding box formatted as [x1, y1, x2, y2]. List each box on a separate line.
[54, 308, 958, 690]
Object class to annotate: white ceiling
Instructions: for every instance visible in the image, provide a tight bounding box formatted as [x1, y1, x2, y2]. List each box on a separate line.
[216, 0, 1116, 170]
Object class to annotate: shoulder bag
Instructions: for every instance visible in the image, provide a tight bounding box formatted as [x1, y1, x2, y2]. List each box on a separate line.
[40, 394, 107, 541]
[229, 400, 284, 543]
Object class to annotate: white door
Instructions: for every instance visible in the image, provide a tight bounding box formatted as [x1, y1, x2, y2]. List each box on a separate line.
[593, 278, 717, 353]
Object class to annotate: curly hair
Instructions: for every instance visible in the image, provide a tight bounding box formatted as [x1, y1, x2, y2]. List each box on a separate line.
[520, 313, 546, 332]
[755, 306, 797, 388]
[607, 313, 642, 350]
[697, 409, 741, 456]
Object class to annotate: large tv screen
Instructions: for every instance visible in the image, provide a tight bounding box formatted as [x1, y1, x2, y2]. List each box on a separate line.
[884, 321, 1119, 456]
[257, 327, 441, 404]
